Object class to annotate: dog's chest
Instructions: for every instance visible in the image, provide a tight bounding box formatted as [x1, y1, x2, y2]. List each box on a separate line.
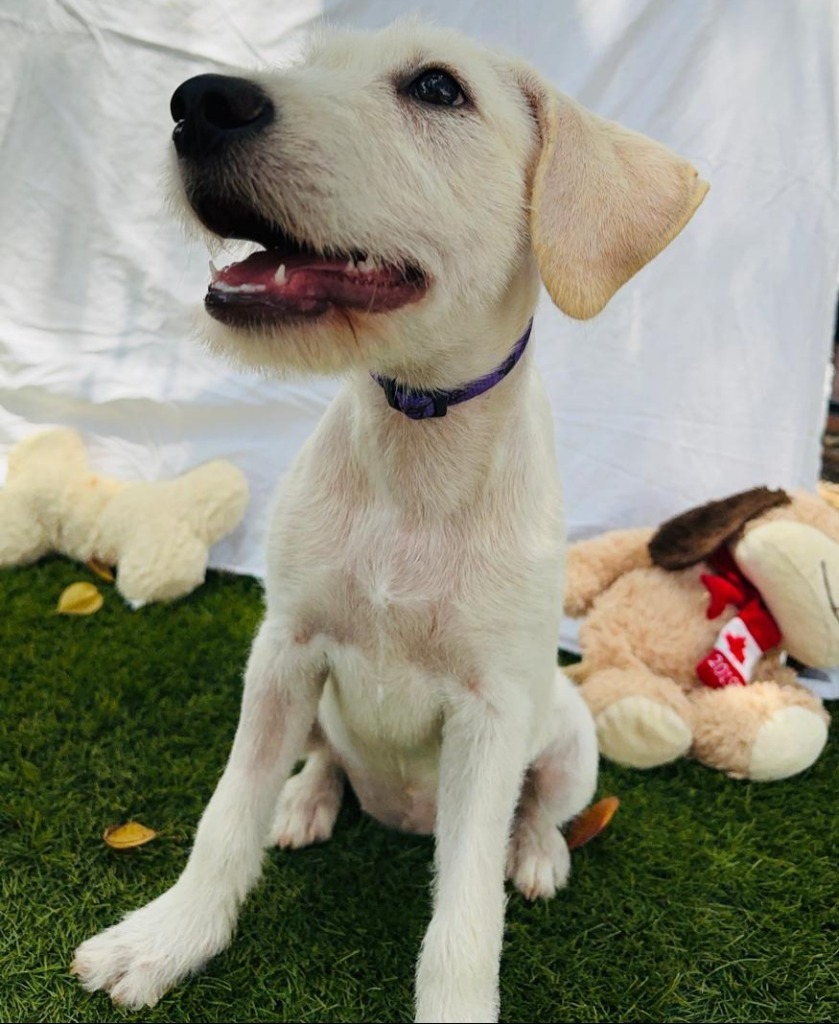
[307, 526, 467, 773]
[295, 509, 469, 670]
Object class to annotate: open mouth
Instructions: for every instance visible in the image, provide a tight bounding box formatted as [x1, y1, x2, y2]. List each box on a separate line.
[193, 195, 428, 327]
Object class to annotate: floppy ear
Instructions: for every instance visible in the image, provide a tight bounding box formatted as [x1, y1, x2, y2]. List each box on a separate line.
[649, 487, 791, 570]
[518, 71, 709, 320]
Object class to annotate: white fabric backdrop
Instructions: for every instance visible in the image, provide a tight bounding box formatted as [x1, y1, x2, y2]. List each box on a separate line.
[2, 0, 838, 645]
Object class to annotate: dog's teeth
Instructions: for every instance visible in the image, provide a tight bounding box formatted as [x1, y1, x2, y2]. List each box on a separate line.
[209, 260, 220, 282]
[344, 259, 356, 274]
[214, 281, 267, 294]
[274, 264, 287, 284]
[358, 258, 374, 274]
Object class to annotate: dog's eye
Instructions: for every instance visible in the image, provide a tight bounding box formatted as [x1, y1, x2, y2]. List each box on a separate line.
[407, 69, 466, 108]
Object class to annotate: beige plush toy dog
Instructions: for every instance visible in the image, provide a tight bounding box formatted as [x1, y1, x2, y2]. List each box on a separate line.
[0, 428, 248, 606]
[565, 487, 839, 781]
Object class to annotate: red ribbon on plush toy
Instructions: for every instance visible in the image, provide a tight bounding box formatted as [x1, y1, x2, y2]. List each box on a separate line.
[696, 547, 781, 688]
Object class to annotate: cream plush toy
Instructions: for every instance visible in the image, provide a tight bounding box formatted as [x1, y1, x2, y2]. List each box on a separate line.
[565, 487, 839, 781]
[0, 428, 249, 606]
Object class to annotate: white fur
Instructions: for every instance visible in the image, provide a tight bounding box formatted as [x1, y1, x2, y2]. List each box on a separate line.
[72, 20, 706, 1022]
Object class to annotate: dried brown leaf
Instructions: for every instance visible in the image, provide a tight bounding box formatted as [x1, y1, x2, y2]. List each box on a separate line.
[102, 821, 157, 849]
[56, 582, 103, 615]
[86, 558, 115, 583]
[567, 795, 620, 851]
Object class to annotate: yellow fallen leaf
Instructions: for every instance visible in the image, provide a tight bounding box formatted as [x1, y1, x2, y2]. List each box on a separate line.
[566, 795, 620, 851]
[56, 582, 103, 615]
[86, 558, 115, 583]
[102, 822, 157, 849]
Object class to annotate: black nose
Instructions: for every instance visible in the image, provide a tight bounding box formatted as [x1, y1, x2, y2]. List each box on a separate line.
[170, 74, 274, 160]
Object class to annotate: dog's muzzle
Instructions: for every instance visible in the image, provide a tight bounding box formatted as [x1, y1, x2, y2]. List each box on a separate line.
[169, 73, 429, 326]
[170, 74, 274, 161]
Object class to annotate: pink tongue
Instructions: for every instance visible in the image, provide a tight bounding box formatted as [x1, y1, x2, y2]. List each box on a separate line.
[208, 248, 423, 315]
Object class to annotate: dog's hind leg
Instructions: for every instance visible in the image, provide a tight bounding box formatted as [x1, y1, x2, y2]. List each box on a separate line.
[506, 668, 599, 900]
[271, 723, 345, 849]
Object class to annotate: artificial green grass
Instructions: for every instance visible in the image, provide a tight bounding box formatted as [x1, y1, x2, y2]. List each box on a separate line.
[2, 557, 838, 1024]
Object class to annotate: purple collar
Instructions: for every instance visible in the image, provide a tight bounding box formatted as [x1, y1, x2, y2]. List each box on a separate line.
[372, 320, 533, 420]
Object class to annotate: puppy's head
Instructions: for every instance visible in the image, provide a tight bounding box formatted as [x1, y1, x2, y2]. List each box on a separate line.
[170, 22, 707, 377]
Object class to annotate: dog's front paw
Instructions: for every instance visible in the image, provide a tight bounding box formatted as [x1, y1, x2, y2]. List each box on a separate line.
[416, 920, 500, 1023]
[71, 883, 234, 1009]
[506, 815, 570, 900]
[416, 985, 498, 1024]
[415, 996, 497, 1023]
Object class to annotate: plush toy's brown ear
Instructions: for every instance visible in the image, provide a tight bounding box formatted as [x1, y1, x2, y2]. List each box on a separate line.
[517, 69, 709, 320]
[649, 487, 792, 570]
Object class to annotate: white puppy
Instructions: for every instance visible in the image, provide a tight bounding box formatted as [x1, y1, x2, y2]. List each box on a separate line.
[72, 21, 707, 1023]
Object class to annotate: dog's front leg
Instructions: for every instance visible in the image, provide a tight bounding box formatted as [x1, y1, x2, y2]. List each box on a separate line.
[415, 684, 530, 1024]
[72, 616, 325, 1009]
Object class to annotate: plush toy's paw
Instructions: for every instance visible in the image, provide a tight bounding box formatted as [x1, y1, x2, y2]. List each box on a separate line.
[748, 705, 828, 782]
[691, 680, 829, 781]
[0, 491, 50, 565]
[596, 695, 693, 769]
[506, 815, 570, 900]
[116, 529, 208, 606]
